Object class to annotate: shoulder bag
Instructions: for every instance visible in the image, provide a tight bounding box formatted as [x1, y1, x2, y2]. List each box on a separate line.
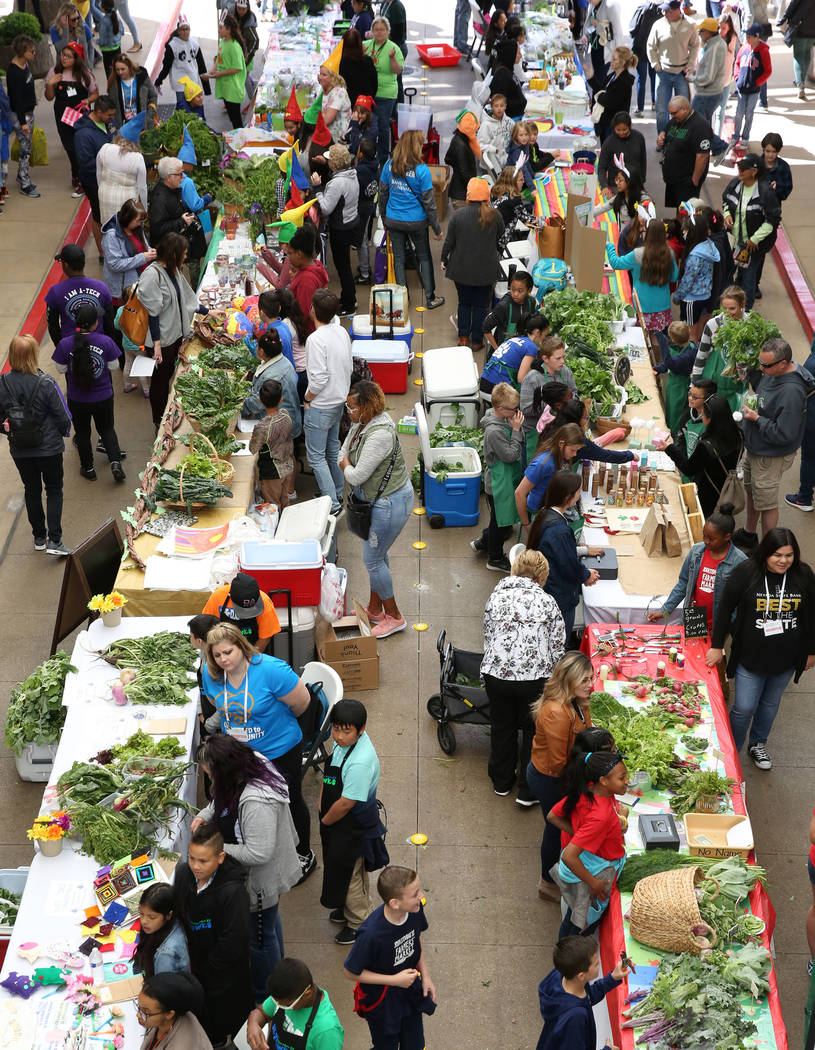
[703, 440, 746, 515]
[346, 429, 400, 540]
[119, 280, 150, 348]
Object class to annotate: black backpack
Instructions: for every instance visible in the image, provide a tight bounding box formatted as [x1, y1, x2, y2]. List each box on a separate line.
[630, 2, 662, 54]
[1, 374, 45, 450]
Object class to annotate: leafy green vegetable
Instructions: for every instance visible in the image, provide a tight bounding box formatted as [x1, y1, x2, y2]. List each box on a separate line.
[152, 110, 223, 198]
[178, 451, 221, 480]
[430, 459, 464, 483]
[222, 155, 285, 216]
[427, 405, 484, 458]
[544, 288, 619, 353]
[669, 769, 735, 816]
[98, 632, 198, 674]
[618, 850, 765, 895]
[153, 469, 234, 510]
[4, 652, 76, 755]
[197, 341, 257, 375]
[123, 667, 192, 706]
[58, 762, 123, 805]
[624, 379, 647, 404]
[600, 708, 677, 787]
[566, 355, 616, 408]
[588, 690, 629, 724]
[0, 888, 21, 926]
[712, 312, 781, 372]
[175, 369, 250, 432]
[110, 730, 185, 763]
[178, 431, 241, 456]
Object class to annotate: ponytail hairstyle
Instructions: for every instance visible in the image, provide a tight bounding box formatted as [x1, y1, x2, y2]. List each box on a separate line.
[478, 200, 500, 229]
[562, 750, 625, 816]
[639, 218, 673, 287]
[71, 303, 101, 390]
[274, 289, 310, 347]
[101, 0, 120, 36]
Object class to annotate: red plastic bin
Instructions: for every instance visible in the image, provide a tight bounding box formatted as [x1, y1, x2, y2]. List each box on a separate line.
[416, 43, 462, 67]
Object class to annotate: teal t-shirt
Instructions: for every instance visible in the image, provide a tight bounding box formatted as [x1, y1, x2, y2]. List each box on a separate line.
[364, 38, 401, 99]
[333, 730, 380, 803]
[260, 989, 344, 1050]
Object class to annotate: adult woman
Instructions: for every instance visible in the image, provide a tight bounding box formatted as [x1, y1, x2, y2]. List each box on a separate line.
[102, 198, 153, 306]
[311, 144, 359, 317]
[52, 303, 125, 484]
[660, 394, 742, 515]
[234, 0, 259, 85]
[338, 28, 378, 108]
[317, 66, 352, 144]
[707, 527, 815, 768]
[202, 623, 314, 873]
[441, 178, 504, 352]
[107, 54, 158, 128]
[379, 129, 445, 310]
[96, 132, 146, 222]
[491, 39, 526, 118]
[593, 46, 637, 141]
[137, 972, 212, 1050]
[192, 735, 301, 1005]
[648, 503, 745, 631]
[597, 112, 647, 191]
[528, 471, 601, 637]
[50, 4, 94, 69]
[44, 43, 98, 196]
[0, 335, 72, 556]
[154, 16, 210, 109]
[201, 14, 246, 129]
[715, 14, 740, 138]
[137, 232, 200, 429]
[338, 381, 413, 640]
[691, 285, 750, 411]
[364, 16, 403, 165]
[721, 153, 781, 311]
[607, 216, 678, 347]
[481, 549, 566, 804]
[515, 423, 585, 525]
[490, 166, 534, 255]
[527, 652, 595, 901]
[242, 328, 301, 438]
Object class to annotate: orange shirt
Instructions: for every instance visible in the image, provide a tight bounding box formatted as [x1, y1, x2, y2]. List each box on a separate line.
[203, 584, 281, 646]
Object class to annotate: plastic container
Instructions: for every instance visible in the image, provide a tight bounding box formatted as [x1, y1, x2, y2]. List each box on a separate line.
[351, 315, 414, 347]
[121, 757, 184, 782]
[396, 102, 433, 133]
[351, 340, 412, 393]
[276, 496, 337, 564]
[415, 43, 462, 67]
[421, 346, 480, 429]
[239, 540, 324, 607]
[0, 867, 29, 965]
[14, 742, 58, 783]
[416, 402, 482, 526]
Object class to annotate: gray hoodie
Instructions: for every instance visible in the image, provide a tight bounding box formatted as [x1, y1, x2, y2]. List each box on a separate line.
[692, 33, 727, 95]
[744, 364, 815, 458]
[480, 407, 524, 494]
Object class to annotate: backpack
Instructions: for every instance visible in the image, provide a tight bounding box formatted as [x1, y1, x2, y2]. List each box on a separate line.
[532, 258, 569, 301]
[1, 374, 45, 450]
[630, 2, 661, 53]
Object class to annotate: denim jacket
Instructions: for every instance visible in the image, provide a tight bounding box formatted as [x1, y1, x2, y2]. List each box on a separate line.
[661, 540, 746, 620]
[133, 920, 190, 975]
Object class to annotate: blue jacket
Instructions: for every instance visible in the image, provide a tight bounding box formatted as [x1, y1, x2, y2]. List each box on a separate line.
[241, 355, 302, 438]
[654, 340, 697, 376]
[534, 508, 591, 613]
[74, 115, 113, 188]
[536, 968, 621, 1050]
[673, 239, 720, 303]
[507, 140, 534, 189]
[101, 214, 151, 298]
[97, 11, 123, 50]
[661, 540, 746, 621]
[180, 174, 212, 214]
[134, 920, 190, 976]
[606, 243, 678, 314]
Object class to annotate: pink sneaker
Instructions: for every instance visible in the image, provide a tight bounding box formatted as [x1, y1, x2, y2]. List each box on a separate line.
[123, 383, 138, 393]
[365, 606, 385, 623]
[371, 614, 407, 639]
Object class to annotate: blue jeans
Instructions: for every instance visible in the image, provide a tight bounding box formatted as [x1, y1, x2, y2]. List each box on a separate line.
[373, 96, 395, 168]
[526, 762, 565, 881]
[250, 904, 284, 1005]
[733, 91, 759, 141]
[730, 663, 794, 751]
[714, 83, 732, 138]
[656, 70, 690, 134]
[358, 478, 413, 598]
[735, 247, 765, 310]
[688, 93, 729, 154]
[797, 430, 815, 501]
[114, 0, 138, 42]
[389, 226, 436, 300]
[454, 0, 471, 53]
[455, 282, 491, 345]
[793, 37, 815, 85]
[304, 403, 345, 511]
[708, 0, 723, 14]
[636, 56, 656, 110]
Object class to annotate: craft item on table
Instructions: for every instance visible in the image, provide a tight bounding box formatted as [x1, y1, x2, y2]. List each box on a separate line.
[0, 972, 38, 999]
[46, 943, 85, 969]
[32, 966, 67, 987]
[79, 937, 101, 956]
[82, 915, 100, 930]
[172, 522, 231, 558]
[111, 867, 136, 896]
[104, 959, 134, 983]
[118, 941, 137, 960]
[118, 928, 139, 944]
[102, 901, 130, 927]
[93, 877, 118, 907]
[96, 974, 143, 1004]
[84, 905, 101, 919]
[99, 943, 116, 954]
[142, 510, 200, 538]
[17, 941, 44, 964]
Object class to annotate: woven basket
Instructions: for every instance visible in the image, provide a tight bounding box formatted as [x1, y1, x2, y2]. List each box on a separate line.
[188, 432, 234, 484]
[594, 417, 632, 437]
[629, 865, 718, 955]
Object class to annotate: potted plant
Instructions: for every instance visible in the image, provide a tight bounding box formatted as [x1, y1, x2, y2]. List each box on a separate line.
[88, 590, 128, 628]
[27, 811, 71, 857]
[0, 12, 51, 79]
[4, 652, 75, 782]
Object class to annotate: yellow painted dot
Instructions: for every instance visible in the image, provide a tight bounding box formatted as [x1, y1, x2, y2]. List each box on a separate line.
[414, 330, 424, 337]
[410, 833, 428, 845]
[414, 378, 423, 385]
[415, 305, 426, 312]
[412, 541, 426, 550]
[413, 507, 426, 515]
[413, 622, 429, 632]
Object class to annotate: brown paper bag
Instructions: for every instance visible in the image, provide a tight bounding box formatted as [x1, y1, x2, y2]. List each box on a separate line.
[663, 513, 682, 557]
[639, 505, 664, 557]
[538, 217, 566, 260]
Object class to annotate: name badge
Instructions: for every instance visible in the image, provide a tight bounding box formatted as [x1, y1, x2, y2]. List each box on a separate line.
[763, 619, 784, 637]
[66, 86, 77, 96]
[228, 727, 249, 741]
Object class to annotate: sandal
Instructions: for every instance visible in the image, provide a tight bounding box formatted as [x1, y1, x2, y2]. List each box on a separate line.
[426, 296, 445, 310]
[127, 43, 142, 52]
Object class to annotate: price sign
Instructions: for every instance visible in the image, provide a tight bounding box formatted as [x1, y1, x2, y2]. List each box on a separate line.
[683, 605, 709, 639]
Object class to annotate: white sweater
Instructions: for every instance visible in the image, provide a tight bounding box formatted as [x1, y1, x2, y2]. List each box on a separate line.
[305, 323, 353, 408]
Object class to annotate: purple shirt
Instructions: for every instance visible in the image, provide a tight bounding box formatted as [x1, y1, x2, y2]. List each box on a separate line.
[45, 277, 113, 338]
[52, 332, 119, 403]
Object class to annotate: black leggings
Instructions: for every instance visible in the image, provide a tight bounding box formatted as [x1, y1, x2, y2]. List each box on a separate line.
[149, 337, 181, 429]
[272, 739, 311, 855]
[55, 120, 79, 181]
[68, 396, 121, 470]
[224, 100, 244, 129]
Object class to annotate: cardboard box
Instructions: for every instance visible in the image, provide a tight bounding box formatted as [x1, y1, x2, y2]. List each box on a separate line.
[427, 164, 452, 222]
[315, 600, 379, 690]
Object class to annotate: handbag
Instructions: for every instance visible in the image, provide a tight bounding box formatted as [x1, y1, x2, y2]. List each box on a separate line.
[118, 281, 150, 348]
[345, 431, 400, 541]
[60, 100, 88, 127]
[704, 442, 746, 515]
[591, 97, 605, 123]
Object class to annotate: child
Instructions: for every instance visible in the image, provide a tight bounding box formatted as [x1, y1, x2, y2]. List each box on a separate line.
[654, 320, 696, 432]
[253, 290, 295, 366]
[730, 24, 772, 150]
[132, 883, 190, 977]
[187, 612, 220, 729]
[535, 935, 629, 1050]
[606, 216, 678, 349]
[527, 121, 557, 174]
[176, 76, 206, 119]
[476, 92, 514, 168]
[547, 750, 629, 939]
[247, 957, 344, 1050]
[343, 94, 378, 157]
[673, 214, 720, 343]
[490, 166, 534, 255]
[343, 866, 436, 1050]
[249, 378, 295, 512]
[484, 270, 537, 354]
[114, 300, 150, 398]
[97, 0, 123, 79]
[472, 382, 525, 572]
[593, 165, 643, 226]
[444, 110, 480, 205]
[174, 823, 252, 1047]
[355, 137, 379, 285]
[480, 313, 549, 398]
[506, 120, 534, 190]
[319, 699, 387, 946]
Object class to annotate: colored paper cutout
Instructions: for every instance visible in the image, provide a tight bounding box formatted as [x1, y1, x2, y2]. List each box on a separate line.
[102, 902, 129, 926]
[79, 938, 100, 956]
[99, 943, 115, 954]
[118, 929, 138, 944]
[84, 906, 101, 918]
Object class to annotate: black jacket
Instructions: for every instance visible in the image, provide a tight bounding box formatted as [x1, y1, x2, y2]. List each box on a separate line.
[721, 176, 781, 252]
[0, 370, 72, 460]
[444, 130, 478, 202]
[339, 55, 378, 107]
[665, 433, 741, 517]
[595, 70, 635, 126]
[175, 857, 253, 1044]
[148, 180, 206, 261]
[598, 129, 647, 188]
[782, 0, 815, 38]
[490, 64, 527, 118]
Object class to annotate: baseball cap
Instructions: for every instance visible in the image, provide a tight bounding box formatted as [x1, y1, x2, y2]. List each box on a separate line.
[55, 244, 85, 269]
[737, 152, 762, 170]
[697, 16, 720, 32]
[228, 573, 265, 619]
[661, 1, 682, 10]
[745, 22, 763, 35]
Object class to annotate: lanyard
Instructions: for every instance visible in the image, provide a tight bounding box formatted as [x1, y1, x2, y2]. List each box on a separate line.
[222, 661, 249, 727]
[764, 572, 786, 622]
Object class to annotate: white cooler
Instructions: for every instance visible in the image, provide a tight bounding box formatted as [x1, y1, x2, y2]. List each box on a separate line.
[421, 346, 481, 429]
[276, 495, 338, 564]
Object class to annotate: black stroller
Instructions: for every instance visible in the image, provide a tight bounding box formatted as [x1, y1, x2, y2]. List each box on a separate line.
[425, 630, 490, 754]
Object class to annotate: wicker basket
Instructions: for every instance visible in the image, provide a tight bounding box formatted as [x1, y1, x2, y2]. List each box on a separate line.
[594, 417, 632, 437]
[188, 432, 235, 484]
[629, 865, 718, 955]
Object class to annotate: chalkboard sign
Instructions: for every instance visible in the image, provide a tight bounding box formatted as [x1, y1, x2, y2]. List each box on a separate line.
[683, 605, 709, 639]
[50, 518, 123, 654]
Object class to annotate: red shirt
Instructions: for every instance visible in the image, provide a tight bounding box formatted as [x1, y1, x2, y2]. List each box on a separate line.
[126, 232, 148, 273]
[551, 793, 625, 860]
[692, 548, 722, 630]
[290, 260, 329, 334]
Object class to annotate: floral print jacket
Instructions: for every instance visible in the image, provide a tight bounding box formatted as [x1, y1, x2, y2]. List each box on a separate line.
[482, 576, 566, 681]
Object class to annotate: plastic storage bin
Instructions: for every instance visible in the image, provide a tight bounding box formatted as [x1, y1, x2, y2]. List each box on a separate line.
[276, 496, 337, 564]
[415, 403, 482, 526]
[396, 103, 432, 133]
[14, 742, 58, 783]
[415, 43, 462, 67]
[239, 540, 324, 607]
[350, 315, 414, 350]
[0, 867, 28, 966]
[351, 340, 411, 394]
[421, 345, 480, 429]
[272, 605, 316, 671]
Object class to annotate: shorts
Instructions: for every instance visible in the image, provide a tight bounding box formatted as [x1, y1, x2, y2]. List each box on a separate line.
[680, 299, 710, 327]
[82, 181, 101, 223]
[742, 450, 796, 512]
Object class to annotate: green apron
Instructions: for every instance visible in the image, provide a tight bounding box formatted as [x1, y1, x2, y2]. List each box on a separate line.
[525, 429, 539, 466]
[701, 345, 747, 414]
[491, 427, 524, 528]
[664, 345, 691, 433]
[678, 418, 706, 484]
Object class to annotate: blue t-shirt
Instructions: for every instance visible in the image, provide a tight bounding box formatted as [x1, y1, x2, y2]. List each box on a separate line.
[201, 654, 302, 761]
[381, 160, 433, 224]
[52, 332, 119, 403]
[251, 319, 295, 370]
[481, 336, 536, 387]
[333, 731, 380, 805]
[524, 449, 557, 513]
[344, 904, 428, 1034]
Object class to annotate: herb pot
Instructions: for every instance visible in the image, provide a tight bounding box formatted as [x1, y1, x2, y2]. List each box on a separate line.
[102, 608, 123, 629]
[223, 216, 240, 241]
[38, 837, 63, 857]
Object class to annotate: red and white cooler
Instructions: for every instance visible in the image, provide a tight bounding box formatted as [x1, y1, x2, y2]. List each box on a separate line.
[239, 539, 323, 607]
[350, 339, 412, 394]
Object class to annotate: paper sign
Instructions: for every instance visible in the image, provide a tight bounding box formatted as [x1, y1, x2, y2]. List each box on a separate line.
[683, 605, 709, 638]
[129, 354, 156, 377]
[172, 523, 230, 558]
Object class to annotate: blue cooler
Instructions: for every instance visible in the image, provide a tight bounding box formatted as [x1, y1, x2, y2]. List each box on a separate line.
[415, 402, 482, 527]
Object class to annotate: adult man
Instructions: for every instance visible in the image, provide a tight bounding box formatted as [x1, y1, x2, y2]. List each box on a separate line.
[734, 338, 815, 547]
[721, 153, 781, 310]
[45, 244, 114, 343]
[284, 226, 329, 334]
[74, 95, 115, 259]
[786, 341, 815, 512]
[630, 0, 662, 115]
[304, 289, 353, 516]
[453, 0, 471, 55]
[202, 572, 281, 652]
[689, 16, 729, 156]
[647, 0, 699, 135]
[148, 156, 207, 290]
[657, 95, 713, 208]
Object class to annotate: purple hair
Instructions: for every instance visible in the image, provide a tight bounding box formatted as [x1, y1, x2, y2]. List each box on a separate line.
[197, 734, 287, 815]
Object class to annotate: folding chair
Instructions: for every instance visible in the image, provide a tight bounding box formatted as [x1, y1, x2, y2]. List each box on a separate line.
[300, 660, 343, 777]
[468, 0, 489, 59]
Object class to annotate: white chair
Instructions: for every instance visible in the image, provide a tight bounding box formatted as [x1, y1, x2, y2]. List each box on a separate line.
[299, 660, 343, 776]
[468, 0, 489, 58]
[509, 541, 525, 566]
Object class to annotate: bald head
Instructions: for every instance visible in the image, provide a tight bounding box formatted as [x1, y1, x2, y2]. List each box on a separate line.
[669, 97, 690, 120]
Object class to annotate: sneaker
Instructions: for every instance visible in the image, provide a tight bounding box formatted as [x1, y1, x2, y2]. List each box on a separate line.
[338, 306, 356, 318]
[354, 272, 371, 285]
[470, 537, 486, 554]
[493, 787, 511, 797]
[332, 499, 345, 518]
[364, 605, 386, 624]
[111, 461, 126, 483]
[46, 541, 70, 556]
[71, 185, 85, 198]
[486, 555, 511, 572]
[426, 296, 445, 310]
[334, 925, 357, 945]
[80, 466, 98, 481]
[808, 958, 813, 976]
[20, 185, 41, 198]
[372, 613, 407, 639]
[97, 438, 127, 459]
[753, 288, 763, 299]
[799, 87, 807, 100]
[329, 908, 346, 925]
[748, 742, 772, 770]
[785, 493, 814, 511]
[33, 537, 46, 551]
[123, 383, 138, 393]
[538, 876, 561, 902]
[516, 788, 538, 808]
[732, 527, 758, 550]
[288, 490, 298, 501]
[633, 109, 644, 117]
[294, 850, 317, 885]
